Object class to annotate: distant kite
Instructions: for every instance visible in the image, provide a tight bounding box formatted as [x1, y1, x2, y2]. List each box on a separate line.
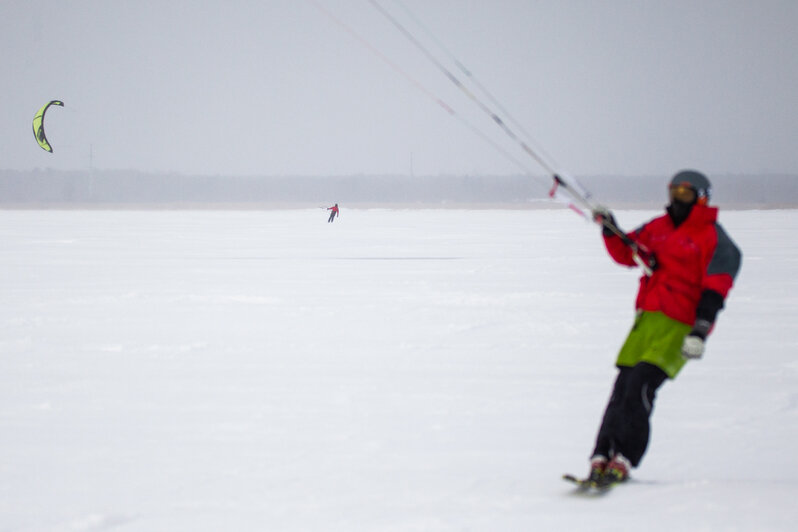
[32, 100, 64, 153]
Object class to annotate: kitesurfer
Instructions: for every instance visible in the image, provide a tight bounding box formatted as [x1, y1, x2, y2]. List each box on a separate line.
[584, 170, 742, 486]
[327, 203, 339, 223]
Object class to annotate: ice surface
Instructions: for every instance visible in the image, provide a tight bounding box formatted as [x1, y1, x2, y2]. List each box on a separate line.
[0, 208, 795, 531]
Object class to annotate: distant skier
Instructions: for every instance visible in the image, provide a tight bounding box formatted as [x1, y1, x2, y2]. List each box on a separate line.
[327, 203, 339, 223]
[584, 170, 742, 487]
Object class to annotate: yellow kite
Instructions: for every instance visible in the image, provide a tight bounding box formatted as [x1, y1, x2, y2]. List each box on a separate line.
[32, 100, 64, 153]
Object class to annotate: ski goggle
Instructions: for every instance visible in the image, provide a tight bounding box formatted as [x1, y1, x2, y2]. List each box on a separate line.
[669, 183, 698, 204]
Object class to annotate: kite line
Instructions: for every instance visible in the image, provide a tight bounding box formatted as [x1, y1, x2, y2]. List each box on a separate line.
[368, 1, 653, 273]
[312, 0, 652, 273]
[308, 0, 550, 189]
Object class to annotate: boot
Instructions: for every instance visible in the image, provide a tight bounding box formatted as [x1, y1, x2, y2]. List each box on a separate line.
[602, 453, 631, 485]
[587, 455, 608, 484]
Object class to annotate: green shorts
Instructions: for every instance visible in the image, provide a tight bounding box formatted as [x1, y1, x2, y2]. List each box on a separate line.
[616, 311, 692, 379]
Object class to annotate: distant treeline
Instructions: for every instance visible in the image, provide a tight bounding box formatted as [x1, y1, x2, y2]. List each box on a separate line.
[0, 169, 794, 208]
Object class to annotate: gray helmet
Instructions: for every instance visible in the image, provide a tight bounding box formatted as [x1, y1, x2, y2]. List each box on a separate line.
[669, 169, 711, 205]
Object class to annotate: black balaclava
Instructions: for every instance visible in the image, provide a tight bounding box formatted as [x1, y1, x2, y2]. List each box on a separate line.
[667, 199, 695, 227]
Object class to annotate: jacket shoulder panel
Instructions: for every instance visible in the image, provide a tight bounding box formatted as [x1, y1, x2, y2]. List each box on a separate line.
[708, 222, 742, 280]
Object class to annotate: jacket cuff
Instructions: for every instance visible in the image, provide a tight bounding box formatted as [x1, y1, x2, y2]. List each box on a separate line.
[695, 289, 725, 325]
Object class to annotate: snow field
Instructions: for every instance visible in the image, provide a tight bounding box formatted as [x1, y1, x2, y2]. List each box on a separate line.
[0, 208, 795, 531]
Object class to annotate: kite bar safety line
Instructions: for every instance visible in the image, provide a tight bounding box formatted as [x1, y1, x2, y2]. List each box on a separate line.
[550, 174, 654, 276]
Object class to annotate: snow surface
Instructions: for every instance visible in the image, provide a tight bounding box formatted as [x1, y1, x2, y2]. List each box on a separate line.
[0, 208, 795, 531]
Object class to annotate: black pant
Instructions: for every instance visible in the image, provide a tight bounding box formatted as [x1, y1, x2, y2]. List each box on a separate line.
[328, 212, 336, 223]
[592, 362, 668, 467]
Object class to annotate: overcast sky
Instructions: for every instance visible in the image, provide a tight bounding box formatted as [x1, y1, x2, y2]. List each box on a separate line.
[2, 0, 797, 179]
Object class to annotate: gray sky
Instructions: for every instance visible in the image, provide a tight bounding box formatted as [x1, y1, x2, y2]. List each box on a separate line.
[2, 0, 797, 178]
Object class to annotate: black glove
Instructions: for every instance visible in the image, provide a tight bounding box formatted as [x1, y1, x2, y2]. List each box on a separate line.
[637, 247, 658, 271]
[591, 206, 617, 237]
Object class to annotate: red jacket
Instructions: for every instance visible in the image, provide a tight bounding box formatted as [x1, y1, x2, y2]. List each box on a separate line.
[603, 205, 741, 326]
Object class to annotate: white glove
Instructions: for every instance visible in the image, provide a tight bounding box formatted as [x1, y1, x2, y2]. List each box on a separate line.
[681, 335, 705, 359]
[682, 319, 712, 359]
